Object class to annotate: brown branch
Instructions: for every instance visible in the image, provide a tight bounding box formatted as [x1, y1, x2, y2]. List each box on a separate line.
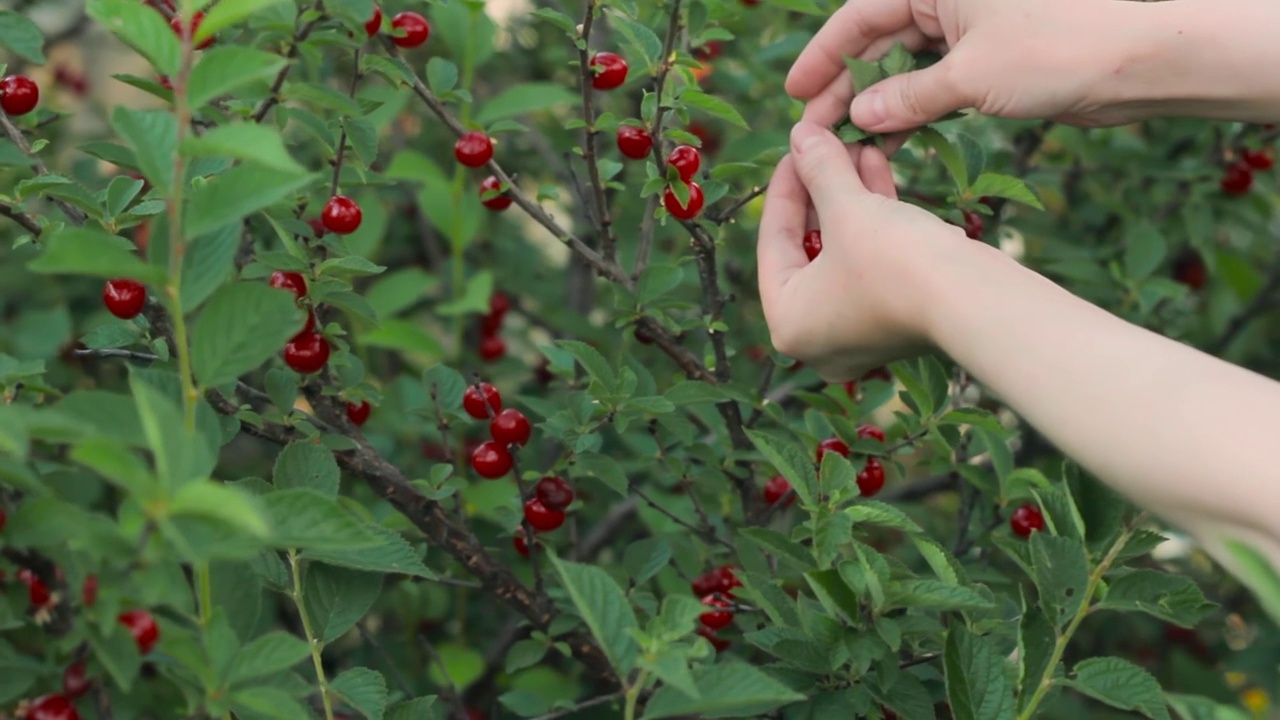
[710, 183, 767, 225]
[575, 0, 618, 261]
[251, 1, 326, 123]
[0, 199, 42, 236]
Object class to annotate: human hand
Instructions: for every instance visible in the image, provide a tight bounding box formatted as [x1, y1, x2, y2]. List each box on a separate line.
[787, 0, 1154, 132]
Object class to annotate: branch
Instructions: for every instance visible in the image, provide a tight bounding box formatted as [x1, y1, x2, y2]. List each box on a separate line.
[0, 199, 41, 236]
[530, 693, 623, 720]
[709, 183, 767, 225]
[632, 0, 683, 278]
[0, 111, 88, 226]
[575, 0, 618, 261]
[251, 1, 326, 123]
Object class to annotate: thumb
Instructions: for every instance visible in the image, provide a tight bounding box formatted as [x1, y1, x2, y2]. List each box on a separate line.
[849, 59, 969, 132]
[789, 121, 866, 215]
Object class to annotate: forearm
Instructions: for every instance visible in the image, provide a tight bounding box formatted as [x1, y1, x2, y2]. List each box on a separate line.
[928, 244, 1280, 568]
[1104, 0, 1280, 123]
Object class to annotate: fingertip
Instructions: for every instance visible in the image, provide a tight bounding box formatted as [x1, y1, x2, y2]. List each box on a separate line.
[857, 145, 898, 200]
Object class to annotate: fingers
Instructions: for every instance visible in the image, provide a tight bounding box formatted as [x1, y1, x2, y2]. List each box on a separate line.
[785, 0, 914, 100]
[848, 56, 971, 133]
[757, 155, 812, 310]
[790, 120, 867, 216]
[856, 144, 899, 199]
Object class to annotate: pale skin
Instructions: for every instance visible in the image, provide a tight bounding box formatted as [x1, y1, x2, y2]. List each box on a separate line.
[760, 0, 1280, 578]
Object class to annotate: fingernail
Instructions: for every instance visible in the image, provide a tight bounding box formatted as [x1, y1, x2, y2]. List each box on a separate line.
[789, 120, 828, 155]
[850, 89, 887, 129]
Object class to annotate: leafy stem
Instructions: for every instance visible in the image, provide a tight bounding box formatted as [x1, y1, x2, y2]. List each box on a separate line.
[168, 2, 198, 433]
[289, 549, 335, 720]
[622, 669, 649, 720]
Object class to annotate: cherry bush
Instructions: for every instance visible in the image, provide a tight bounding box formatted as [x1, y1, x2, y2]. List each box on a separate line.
[0, 0, 1276, 718]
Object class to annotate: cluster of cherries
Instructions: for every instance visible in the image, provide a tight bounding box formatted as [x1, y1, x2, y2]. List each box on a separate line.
[1220, 145, 1275, 196]
[476, 291, 511, 363]
[689, 565, 742, 651]
[615, 121, 708, 221]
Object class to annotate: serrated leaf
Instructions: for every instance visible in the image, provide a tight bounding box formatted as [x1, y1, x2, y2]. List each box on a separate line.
[1100, 570, 1218, 628]
[227, 632, 310, 685]
[607, 10, 662, 72]
[110, 107, 177, 193]
[475, 82, 578, 124]
[181, 123, 305, 173]
[944, 626, 1016, 720]
[302, 523, 434, 579]
[29, 227, 165, 285]
[196, 0, 289, 42]
[556, 340, 617, 391]
[846, 501, 924, 534]
[680, 89, 748, 129]
[331, 667, 389, 720]
[170, 480, 271, 539]
[87, 0, 180, 75]
[745, 430, 818, 508]
[889, 580, 994, 612]
[262, 489, 382, 550]
[740, 527, 815, 569]
[1124, 221, 1168, 283]
[1029, 533, 1089, 629]
[185, 165, 314, 238]
[273, 440, 340, 497]
[642, 659, 806, 718]
[191, 282, 304, 388]
[1064, 657, 1171, 720]
[303, 564, 382, 644]
[844, 55, 883, 94]
[916, 126, 968, 190]
[0, 11, 46, 64]
[969, 173, 1043, 210]
[547, 552, 639, 675]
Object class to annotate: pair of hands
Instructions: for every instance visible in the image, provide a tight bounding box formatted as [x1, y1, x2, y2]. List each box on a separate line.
[759, 0, 1149, 380]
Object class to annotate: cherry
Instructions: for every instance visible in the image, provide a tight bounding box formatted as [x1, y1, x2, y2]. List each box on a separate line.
[617, 125, 653, 160]
[479, 334, 506, 362]
[694, 40, 724, 62]
[802, 230, 822, 261]
[301, 310, 317, 334]
[857, 457, 886, 497]
[589, 52, 628, 90]
[1220, 161, 1253, 195]
[455, 131, 494, 168]
[170, 12, 214, 50]
[27, 695, 79, 720]
[1010, 503, 1046, 538]
[364, 5, 382, 37]
[82, 575, 98, 607]
[962, 209, 984, 240]
[346, 401, 371, 426]
[816, 437, 850, 463]
[663, 182, 705, 220]
[479, 311, 503, 336]
[882, 708, 899, 720]
[479, 176, 513, 211]
[322, 195, 363, 235]
[1172, 250, 1207, 290]
[535, 476, 574, 511]
[307, 218, 327, 238]
[863, 366, 893, 383]
[699, 595, 734, 629]
[463, 383, 502, 419]
[490, 408, 531, 446]
[667, 145, 701, 182]
[470, 440, 512, 479]
[391, 11, 430, 47]
[513, 528, 538, 557]
[489, 292, 511, 318]
[856, 424, 885, 443]
[269, 271, 307, 300]
[0, 75, 39, 116]
[0, 505, 5, 533]
[28, 576, 51, 607]
[696, 625, 731, 652]
[763, 475, 794, 507]
[1242, 148, 1275, 171]
[63, 661, 89, 699]
[103, 279, 146, 319]
[523, 498, 566, 532]
[283, 331, 331, 374]
[741, 0, 761, 5]
[118, 609, 160, 654]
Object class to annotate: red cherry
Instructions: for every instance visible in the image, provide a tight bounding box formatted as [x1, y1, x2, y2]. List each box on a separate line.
[322, 195, 363, 235]
[470, 440, 512, 479]
[699, 595, 734, 629]
[691, 572, 717, 598]
[490, 408, 531, 446]
[696, 625, 731, 652]
[513, 530, 534, 557]
[62, 662, 89, 699]
[479, 334, 506, 362]
[712, 565, 741, 595]
[463, 383, 502, 419]
[28, 577, 51, 607]
[489, 292, 512, 318]
[856, 425, 885, 443]
[617, 125, 653, 160]
[1010, 503, 1046, 538]
[479, 176, 513, 211]
[663, 182, 705, 220]
[103, 279, 146, 319]
[1172, 250, 1207, 290]
[863, 366, 893, 383]
[763, 475, 794, 506]
[802, 230, 822, 261]
[27, 695, 79, 720]
[694, 40, 724, 62]
[0, 506, 6, 533]
[307, 218, 327, 238]
[962, 209, 984, 240]
[535, 476, 574, 511]
[82, 575, 98, 608]
[667, 145, 701, 182]
[170, 12, 214, 50]
[157, 75, 174, 91]
[346, 401, 371, 426]
[0, 75, 39, 116]
[857, 457, 886, 497]
[842, 380, 858, 397]
[118, 609, 160, 654]
[816, 437, 850, 463]
[523, 498, 566, 532]
[1242, 148, 1275, 171]
[301, 310, 317, 334]
[1220, 162, 1253, 195]
[269, 271, 307, 300]
[391, 11, 430, 47]
[283, 331, 331, 374]
[364, 5, 382, 36]
[740, 0, 760, 5]
[589, 52, 628, 90]
[454, 131, 494, 168]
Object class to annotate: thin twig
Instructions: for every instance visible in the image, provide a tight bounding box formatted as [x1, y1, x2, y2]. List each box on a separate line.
[575, 0, 618, 261]
[251, 1, 326, 123]
[530, 693, 623, 720]
[0, 199, 42, 236]
[73, 348, 160, 362]
[329, 48, 363, 197]
[633, 0, 684, 279]
[710, 183, 767, 225]
[0, 112, 88, 225]
[631, 484, 733, 550]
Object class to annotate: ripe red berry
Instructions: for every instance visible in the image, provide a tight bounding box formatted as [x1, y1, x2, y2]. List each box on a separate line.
[535, 476, 574, 511]
[0, 506, 6, 533]
[269, 271, 307, 300]
[863, 366, 893, 383]
[696, 625, 731, 652]
[663, 182, 705, 220]
[699, 595, 734, 630]
[857, 457, 886, 497]
[322, 195, 363, 235]
[103, 279, 146, 319]
[28, 577, 51, 607]
[741, 0, 760, 5]
[118, 609, 160, 654]
[82, 575, 98, 607]
[27, 695, 79, 720]
[490, 408, 532, 446]
[802, 230, 822, 261]
[170, 12, 214, 50]
[617, 125, 653, 160]
[1010, 503, 1046, 538]
[283, 331, 331, 374]
[523, 498, 566, 532]
[62, 661, 89, 699]
[763, 475, 794, 506]
[463, 383, 502, 419]
[694, 40, 724, 62]
[962, 209, 984, 240]
[513, 530, 535, 557]
[479, 176, 513, 211]
[0, 75, 39, 116]
[391, 11, 429, 47]
[712, 565, 741, 595]
[479, 334, 506, 362]
[1172, 250, 1207, 290]
[856, 424, 885, 443]
[1242, 148, 1275, 171]
[454, 131, 494, 168]
[1220, 162, 1253, 195]
[667, 145, 701, 182]
[816, 437, 850, 463]
[364, 5, 382, 37]
[307, 218, 327, 238]
[489, 291, 511, 319]
[471, 440, 512, 479]
[589, 51, 628, 90]
[346, 401, 371, 426]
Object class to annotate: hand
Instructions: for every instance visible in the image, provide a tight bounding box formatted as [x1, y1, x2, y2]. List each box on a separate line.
[787, 0, 1152, 132]
[758, 121, 976, 381]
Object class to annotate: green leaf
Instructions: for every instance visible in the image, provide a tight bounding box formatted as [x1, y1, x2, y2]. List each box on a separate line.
[272, 440, 341, 497]
[181, 222, 240, 313]
[170, 480, 271, 539]
[1222, 540, 1280, 626]
[262, 489, 383, 551]
[185, 165, 315, 238]
[1164, 694, 1252, 720]
[745, 430, 818, 508]
[181, 124, 305, 173]
[622, 536, 671, 584]
[228, 632, 310, 685]
[303, 564, 382, 644]
[1018, 601, 1056, 703]
[556, 340, 617, 392]
[331, 667, 389, 720]
[606, 10, 662, 72]
[740, 527, 815, 569]
[1123, 222, 1168, 283]
[943, 626, 1016, 720]
[362, 319, 444, 358]
[879, 42, 916, 77]
[435, 270, 492, 316]
[70, 437, 158, 498]
[231, 686, 313, 719]
[969, 173, 1043, 210]
[636, 264, 684, 305]
[1029, 533, 1090, 629]
[29, 227, 165, 285]
[504, 639, 548, 674]
[386, 698, 439, 720]
[1063, 657, 1171, 720]
[804, 567, 862, 624]
[130, 371, 216, 487]
[110, 107, 177, 193]
[546, 552, 639, 675]
[843, 55, 883, 94]
[86, 622, 143, 692]
[191, 282, 304, 388]
[1097, 569, 1215, 627]
[187, 47, 289, 109]
[87, 0, 180, 75]
[426, 57, 458, 93]
[0, 11, 45, 64]
[845, 501, 924, 534]
[889, 580, 994, 612]
[302, 523, 434, 579]
[475, 82, 578, 124]
[680, 89, 749, 129]
[916, 126, 968, 191]
[642, 659, 806, 718]
[196, 0, 289, 42]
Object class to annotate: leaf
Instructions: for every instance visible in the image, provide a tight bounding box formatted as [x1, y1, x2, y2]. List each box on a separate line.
[943, 626, 1016, 720]
[303, 564, 382, 644]
[804, 568, 861, 624]
[740, 528, 815, 569]
[680, 89, 749, 129]
[29, 227, 165, 285]
[843, 56, 883, 94]
[606, 10, 662, 72]
[425, 57, 458, 93]
[231, 686, 313, 719]
[0, 12, 44, 64]
[969, 173, 1044, 210]
[227, 632, 310, 685]
[556, 340, 617, 391]
[272, 440, 340, 497]
[130, 371, 216, 487]
[111, 107, 178, 193]
[69, 438, 158, 498]
[622, 537, 671, 584]
[889, 580, 994, 612]
[262, 489, 383, 551]
[641, 659, 806, 718]
[875, 671, 935, 720]
[302, 523, 434, 579]
[846, 501, 924, 534]
[362, 319, 444, 358]
[191, 282, 304, 388]
[386, 698, 439, 720]
[1097, 569, 1216, 627]
[1063, 657, 1171, 720]
[87, 0, 180, 75]
[546, 552, 639, 675]
[196, 0, 289, 42]
[475, 82, 578, 124]
[1223, 540, 1280, 626]
[504, 639, 548, 674]
[1029, 533, 1090, 629]
[1124, 222, 1168, 283]
[185, 165, 315, 238]
[187, 46, 289, 109]
[331, 667, 389, 720]
[170, 480, 271, 539]
[916, 126, 969, 191]
[181, 222, 240, 312]
[86, 622, 143, 692]
[745, 430, 818, 508]
[434, 270, 492, 316]
[181, 124, 305, 173]
[1017, 602, 1055, 702]
[1164, 694, 1252, 720]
